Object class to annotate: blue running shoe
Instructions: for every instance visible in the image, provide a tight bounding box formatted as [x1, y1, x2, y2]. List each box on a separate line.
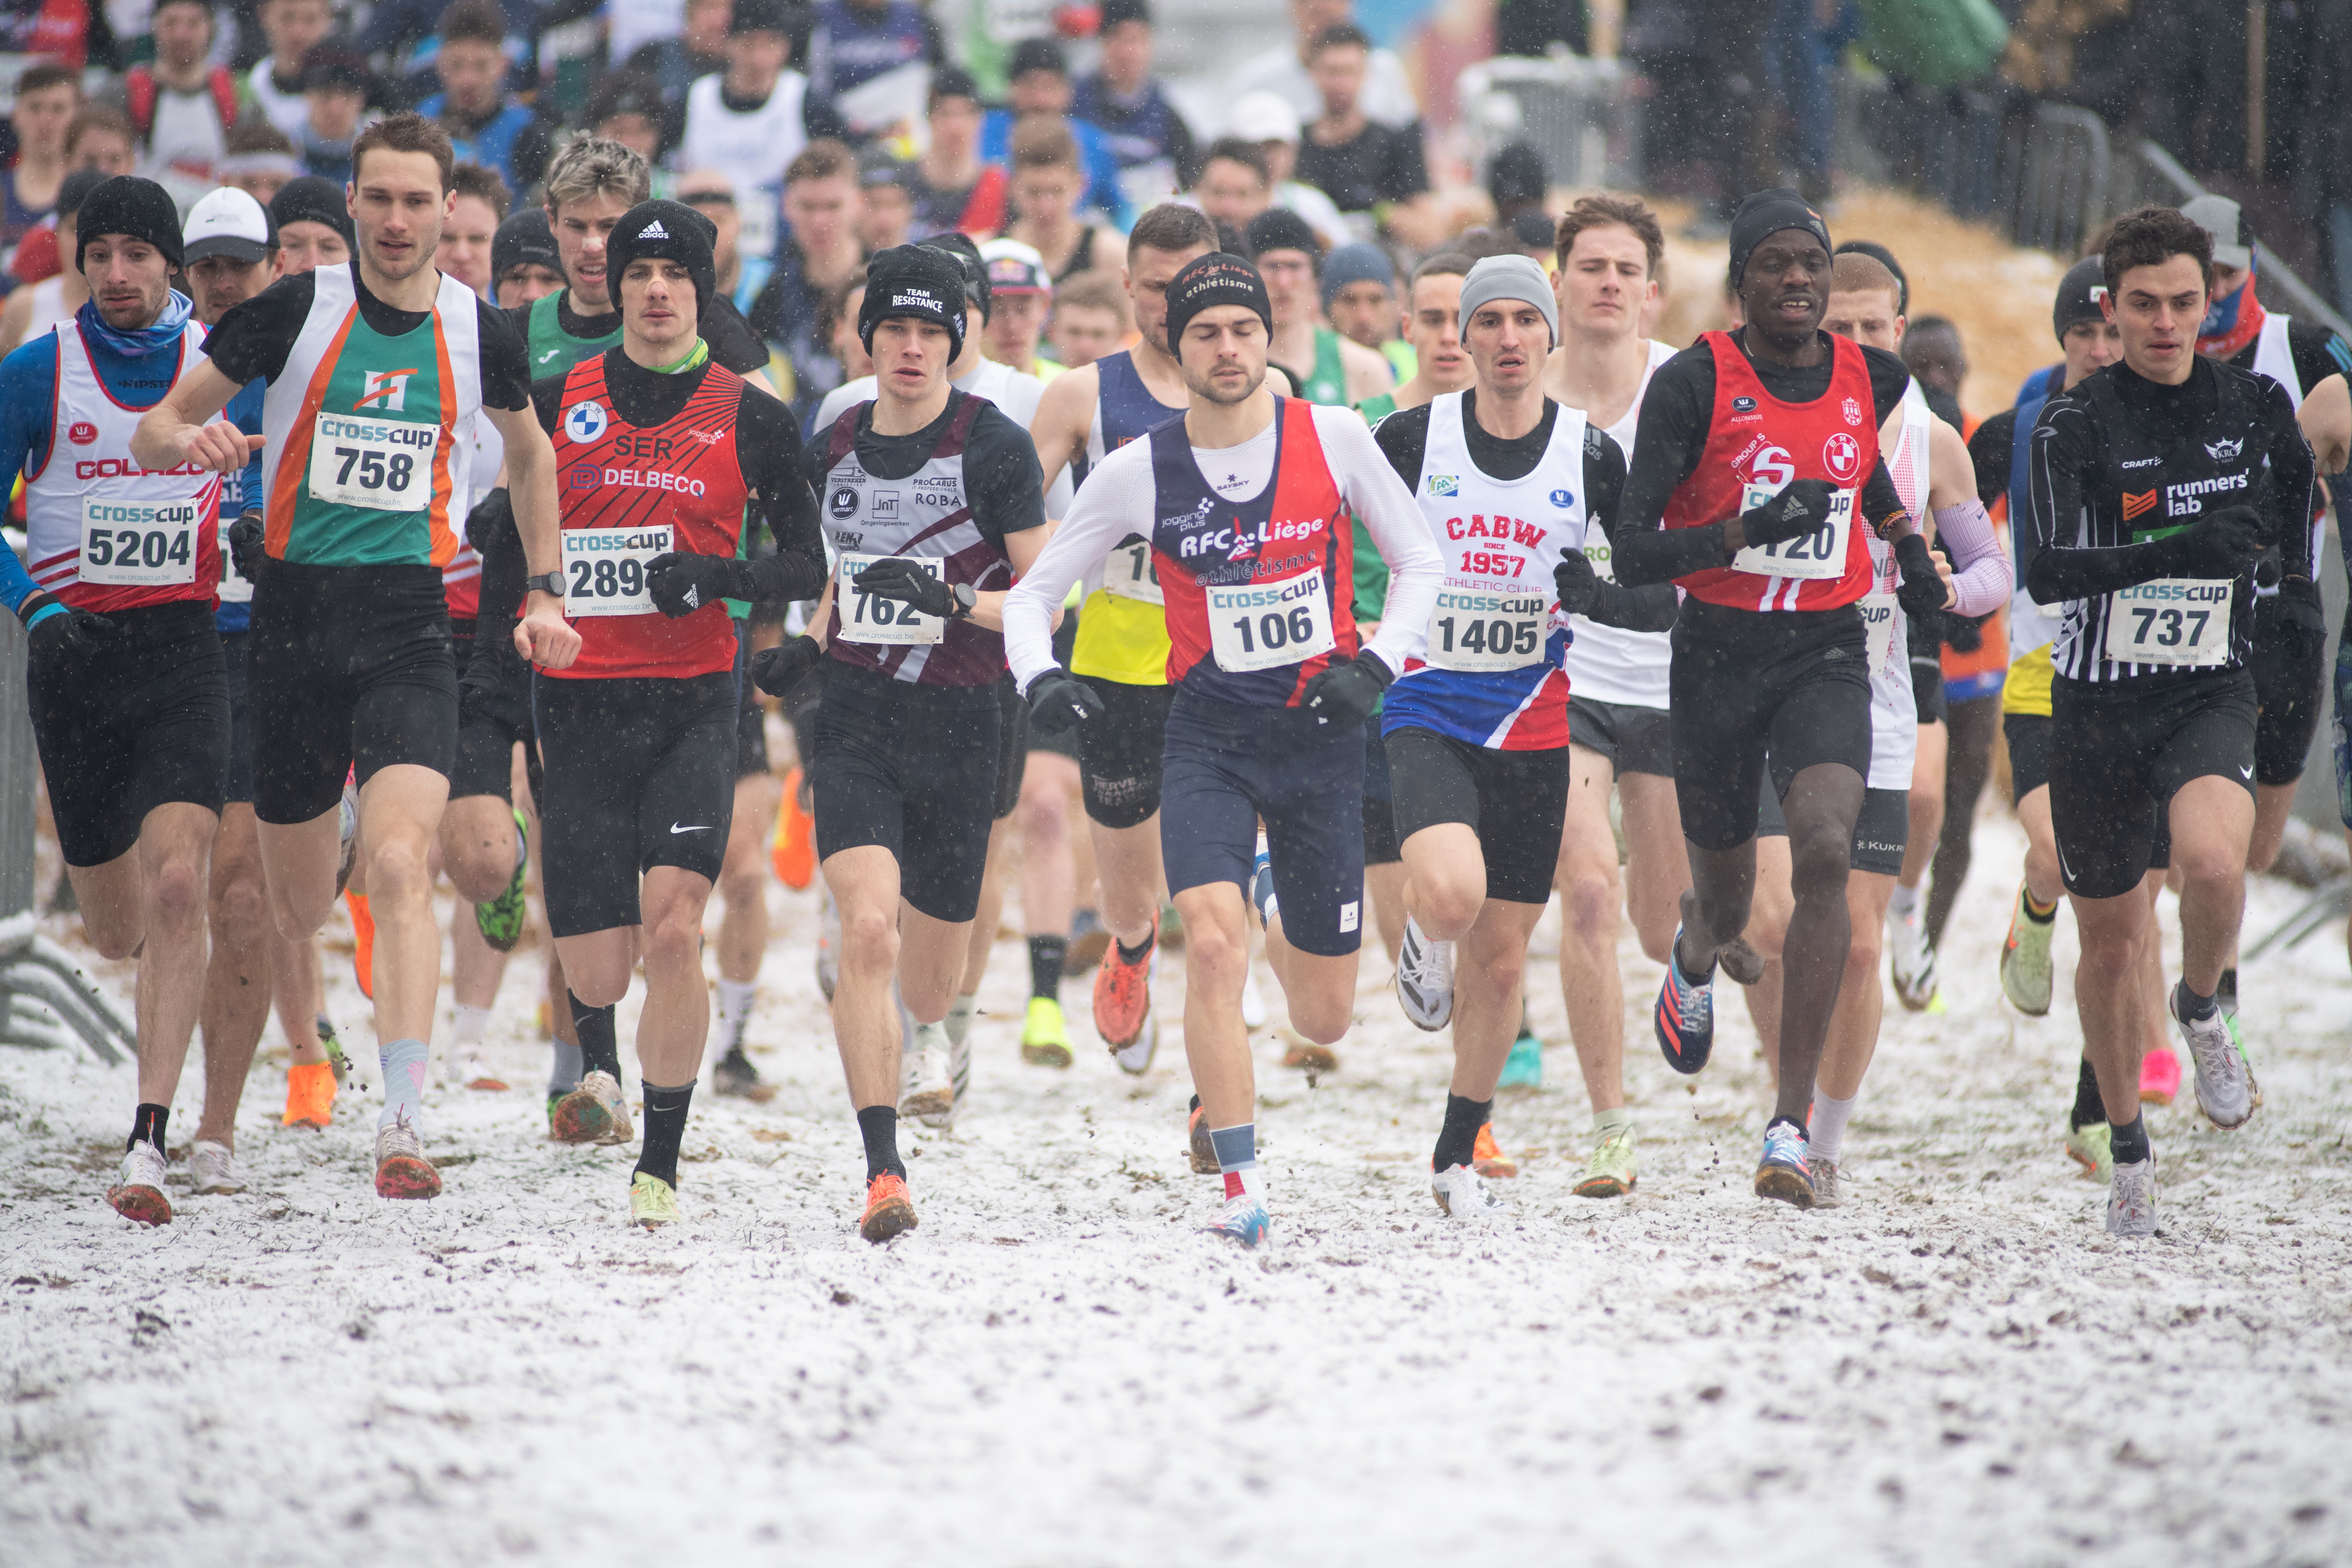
[1497, 1030, 1543, 1089]
[1653, 928, 1716, 1074]
[1205, 1194, 1272, 1250]
[1753, 1118, 1815, 1207]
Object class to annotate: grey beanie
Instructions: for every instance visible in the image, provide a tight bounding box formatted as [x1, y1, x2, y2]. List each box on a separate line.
[1456, 254, 1557, 344]
[1320, 241, 1394, 312]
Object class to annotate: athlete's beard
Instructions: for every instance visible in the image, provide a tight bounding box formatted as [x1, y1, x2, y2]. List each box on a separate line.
[1184, 357, 1265, 406]
[94, 277, 171, 332]
[364, 224, 442, 286]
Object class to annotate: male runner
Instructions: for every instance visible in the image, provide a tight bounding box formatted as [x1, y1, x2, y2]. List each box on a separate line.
[1369, 256, 1655, 1221]
[1007, 252, 1444, 1249]
[524, 201, 823, 1225]
[136, 113, 579, 1200]
[1245, 207, 1392, 407]
[1610, 190, 1948, 1207]
[761, 244, 1050, 1243]
[2024, 204, 2311, 1235]
[0, 178, 230, 1223]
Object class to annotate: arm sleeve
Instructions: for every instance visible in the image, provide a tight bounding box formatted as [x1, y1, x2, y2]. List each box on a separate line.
[1320, 405, 1442, 675]
[1931, 495, 2010, 617]
[0, 340, 57, 616]
[736, 386, 828, 602]
[2023, 397, 2188, 602]
[1370, 401, 1428, 487]
[1002, 439, 1158, 691]
[1968, 409, 2016, 506]
[229, 377, 265, 514]
[1609, 350, 1727, 586]
[475, 299, 532, 412]
[471, 491, 524, 629]
[2261, 377, 2318, 579]
[200, 273, 314, 387]
[1578, 429, 1676, 632]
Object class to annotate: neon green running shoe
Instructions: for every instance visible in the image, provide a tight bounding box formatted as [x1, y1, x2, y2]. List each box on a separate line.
[474, 808, 530, 953]
[1573, 1124, 1638, 1198]
[316, 1015, 351, 1088]
[1020, 995, 1073, 1068]
[2000, 883, 2056, 1017]
[2064, 1121, 2112, 1184]
[629, 1171, 680, 1230]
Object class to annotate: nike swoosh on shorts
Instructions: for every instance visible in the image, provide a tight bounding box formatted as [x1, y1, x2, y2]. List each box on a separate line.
[671, 824, 713, 834]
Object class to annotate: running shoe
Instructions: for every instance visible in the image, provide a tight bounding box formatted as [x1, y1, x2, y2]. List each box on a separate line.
[318, 1016, 351, 1087]
[449, 1045, 508, 1093]
[1431, 1163, 1510, 1222]
[1652, 928, 1716, 1075]
[1066, 907, 1112, 975]
[1753, 1119, 1815, 1208]
[1110, 1005, 1158, 1076]
[550, 1070, 633, 1146]
[1020, 996, 1074, 1068]
[901, 1027, 956, 1125]
[2216, 965, 2239, 1021]
[1276, 1022, 1338, 1073]
[629, 1171, 681, 1230]
[374, 1113, 441, 1200]
[815, 884, 840, 1002]
[1093, 914, 1156, 1049]
[1472, 1123, 1517, 1179]
[2105, 1157, 2158, 1236]
[106, 1143, 172, 1226]
[1187, 1102, 1220, 1174]
[2173, 982, 2252, 1129]
[473, 808, 531, 952]
[1241, 969, 1268, 1031]
[1204, 1193, 1272, 1250]
[335, 775, 361, 896]
[769, 766, 815, 890]
[1809, 1154, 1846, 1209]
[1573, 1125, 1638, 1198]
[859, 1172, 918, 1243]
[1395, 914, 1455, 1031]
[713, 1047, 767, 1099]
[1886, 903, 1936, 1011]
[1999, 884, 2056, 1016]
[2138, 1046, 2180, 1107]
[346, 888, 374, 999]
[188, 1139, 242, 1195]
[2064, 1122, 2113, 1184]
[283, 1060, 336, 1128]
[1496, 1027, 1543, 1089]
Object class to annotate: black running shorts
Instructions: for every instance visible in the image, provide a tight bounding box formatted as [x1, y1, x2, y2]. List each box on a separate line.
[1566, 694, 1674, 778]
[993, 674, 1028, 820]
[1384, 727, 1571, 904]
[811, 662, 1001, 923]
[2250, 593, 2327, 787]
[2005, 711, 2170, 871]
[222, 628, 255, 805]
[248, 560, 456, 825]
[2048, 670, 2253, 899]
[731, 629, 770, 779]
[534, 668, 737, 937]
[1362, 709, 1399, 866]
[1756, 776, 1909, 877]
[1075, 677, 1174, 830]
[28, 601, 227, 867]
[449, 627, 519, 803]
[1668, 599, 1872, 852]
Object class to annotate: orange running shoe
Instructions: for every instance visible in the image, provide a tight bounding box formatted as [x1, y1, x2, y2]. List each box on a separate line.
[283, 1060, 336, 1128]
[1092, 912, 1155, 1050]
[1472, 1123, 1518, 1179]
[771, 766, 815, 890]
[1187, 1102, 1220, 1174]
[2139, 1044, 2181, 1106]
[346, 889, 374, 998]
[1276, 1023, 1338, 1073]
[858, 1172, 917, 1242]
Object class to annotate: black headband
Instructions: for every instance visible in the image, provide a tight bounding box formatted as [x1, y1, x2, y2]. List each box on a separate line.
[1165, 252, 1272, 361]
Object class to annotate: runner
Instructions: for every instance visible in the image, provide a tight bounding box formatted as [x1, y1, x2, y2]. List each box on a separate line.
[1609, 190, 1950, 1208]
[1368, 255, 1653, 1220]
[761, 244, 1051, 1243]
[135, 113, 580, 1201]
[1006, 251, 1445, 1249]
[524, 201, 823, 1225]
[0, 178, 233, 1223]
[2023, 204, 2312, 1235]
[1244, 207, 1393, 407]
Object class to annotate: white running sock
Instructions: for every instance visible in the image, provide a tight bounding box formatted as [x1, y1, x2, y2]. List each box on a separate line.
[1886, 884, 1921, 922]
[944, 992, 978, 1047]
[716, 978, 755, 1037]
[380, 1039, 430, 1130]
[450, 1004, 492, 1049]
[1808, 1089, 1858, 1165]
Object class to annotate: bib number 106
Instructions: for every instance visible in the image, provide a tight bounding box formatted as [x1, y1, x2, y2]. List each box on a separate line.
[1228, 603, 1316, 655]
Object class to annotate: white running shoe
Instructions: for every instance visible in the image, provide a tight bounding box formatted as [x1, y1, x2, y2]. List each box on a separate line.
[1430, 1162, 1508, 1222]
[1808, 1154, 1845, 1210]
[2105, 1157, 2158, 1236]
[1396, 914, 1455, 1031]
[106, 1142, 172, 1225]
[901, 1024, 955, 1125]
[1240, 968, 1267, 1031]
[571, 1069, 635, 1145]
[815, 884, 841, 1002]
[188, 1139, 243, 1195]
[2174, 984, 2252, 1129]
[1886, 903, 1936, 1011]
[448, 1044, 501, 1092]
[1112, 1004, 1158, 1076]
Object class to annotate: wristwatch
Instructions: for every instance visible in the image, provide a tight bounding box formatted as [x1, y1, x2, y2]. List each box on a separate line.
[524, 571, 567, 597]
[948, 582, 978, 619]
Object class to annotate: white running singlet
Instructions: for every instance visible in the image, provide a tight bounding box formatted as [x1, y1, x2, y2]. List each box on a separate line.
[1862, 378, 1933, 789]
[1560, 338, 1677, 709]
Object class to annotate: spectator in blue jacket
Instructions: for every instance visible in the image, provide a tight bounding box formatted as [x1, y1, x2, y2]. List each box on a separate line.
[1071, 0, 1197, 210]
[981, 38, 1129, 225]
[412, 0, 550, 196]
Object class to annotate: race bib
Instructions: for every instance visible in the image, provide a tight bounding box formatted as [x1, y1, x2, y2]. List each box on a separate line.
[1730, 481, 1854, 580]
[1425, 586, 1549, 671]
[1103, 537, 1164, 606]
[79, 497, 201, 586]
[2105, 579, 2233, 667]
[309, 412, 436, 511]
[1205, 567, 1335, 674]
[1861, 592, 1897, 676]
[840, 551, 944, 645]
[561, 524, 672, 617]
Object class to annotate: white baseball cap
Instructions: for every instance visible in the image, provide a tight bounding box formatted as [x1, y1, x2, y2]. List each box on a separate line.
[1227, 90, 1301, 145]
[2180, 193, 2252, 271]
[182, 186, 273, 265]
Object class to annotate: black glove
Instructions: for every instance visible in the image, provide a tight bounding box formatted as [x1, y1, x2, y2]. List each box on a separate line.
[2256, 573, 2329, 662]
[2176, 505, 2268, 578]
[1940, 610, 1987, 654]
[854, 557, 959, 620]
[750, 635, 824, 698]
[645, 551, 753, 617]
[227, 509, 266, 585]
[1298, 653, 1393, 729]
[1024, 670, 1103, 733]
[458, 642, 503, 729]
[19, 593, 113, 661]
[1734, 478, 1841, 548]
[1894, 532, 1949, 619]
[1553, 549, 1602, 616]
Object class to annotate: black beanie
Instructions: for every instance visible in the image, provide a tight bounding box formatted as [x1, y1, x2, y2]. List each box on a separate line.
[1244, 207, 1318, 268]
[1834, 238, 1909, 315]
[921, 232, 991, 323]
[492, 207, 557, 285]
[606, 199, 717, 318]
[1165, 252, 1272, 361]
[2053, 256, 2109, 341]
[270, 175, 354, 247]
[861, 244, 970, 360]
[76, 176, 183, 274]
[1726, 187, 1832, 290]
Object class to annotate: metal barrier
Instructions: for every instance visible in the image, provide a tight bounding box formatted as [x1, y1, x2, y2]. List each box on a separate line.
[2001, 103, 2109, 257]
[1457, 55, 1645, 194]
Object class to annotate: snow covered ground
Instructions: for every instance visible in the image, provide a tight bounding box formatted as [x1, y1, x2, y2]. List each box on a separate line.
[5, 806, 2350, 1566]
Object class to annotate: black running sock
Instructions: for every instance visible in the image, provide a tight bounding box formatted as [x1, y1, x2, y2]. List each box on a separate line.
[2110, 1115, 2151, 1166]
[1116, 929, 1155, 965]
[2216, 966, 2238, 1012]
[1189, 1093, 1202, 1114]
[1432, 1093, 1491, 1173]
[568, 991, 621, 1081]
[127, 1102, 169, 1154]
[635, 1080, 694, 1187]
[2175, 981, 2217, 1022]
[2023, 889, 2058, 922]
[857, 1105, 904, 1181]
[2069, 1057, 2107, 1132]
[1027, 934, 1068, 1001]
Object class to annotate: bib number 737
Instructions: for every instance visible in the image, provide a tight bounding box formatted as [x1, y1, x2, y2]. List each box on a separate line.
[2105, 578, 2233, 667]
[1730, 480, 1854, 580]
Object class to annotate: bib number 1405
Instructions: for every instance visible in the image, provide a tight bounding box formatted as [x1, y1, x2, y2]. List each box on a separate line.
[1205, 567, 1334, 673]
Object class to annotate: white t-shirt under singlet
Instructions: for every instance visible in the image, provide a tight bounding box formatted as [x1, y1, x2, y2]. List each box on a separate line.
[1562, 338, 1677, 710]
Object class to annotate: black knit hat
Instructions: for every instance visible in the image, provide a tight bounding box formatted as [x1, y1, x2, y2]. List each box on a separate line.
[76, 176, 184, 273]
[861, 244, 970, 359]
[1834, 238, 1909, 315]
[1244, 207, 1318, 268]
[2053, 256, 2109, 341]
[1165, 251, 1272, 359]
[270, 175, 354, 247]
[921, 231, 991, 323]
[1726, 187, 1832, 290]
[55, 168, 106, 224]
[606, 199, 717, 318]
[492, 207, 558, 285]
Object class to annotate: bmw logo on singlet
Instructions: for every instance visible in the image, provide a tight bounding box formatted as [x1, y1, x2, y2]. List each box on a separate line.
[564, 401, 609, 443]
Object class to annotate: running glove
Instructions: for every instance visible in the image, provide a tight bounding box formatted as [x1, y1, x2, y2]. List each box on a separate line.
[1025, 670, 1103, 733]
[227, 509, 266, 584]
[1734, 478, 1841, 547]
[2176, 505, 2269, 577]
[854, 557, 958, 619]
[645, 551, 754, 616]
[1894, 533, 1949, 619]
[1299, 652, 1393, 729]
[750, 635, 824, 697]
[18, 593, 113, 659]
[457, 646, 504, 730]
[1553, 549, 1602, 615]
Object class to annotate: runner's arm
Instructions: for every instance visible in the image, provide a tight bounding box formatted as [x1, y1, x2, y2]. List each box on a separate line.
[1027, 361, 1099, 498]
[1967, 408, 2016, 506]
[1320, 404, 1441, 675]
[483, 400, 581, 671]
[1003, 439, 1152, 691]
[0, 341, 56, 616]
[129, 357, 253, 475]
[1578, 429, 1676, 632]
[1609, 351, 1731, 585]
[1925, 416, 2007, 618]
[2298, 374, 2350, 476]
[2022, 397, 2187, 602]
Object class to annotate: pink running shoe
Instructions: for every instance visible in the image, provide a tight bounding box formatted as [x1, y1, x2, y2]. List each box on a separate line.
[2139, 1046, 2181, 1106]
